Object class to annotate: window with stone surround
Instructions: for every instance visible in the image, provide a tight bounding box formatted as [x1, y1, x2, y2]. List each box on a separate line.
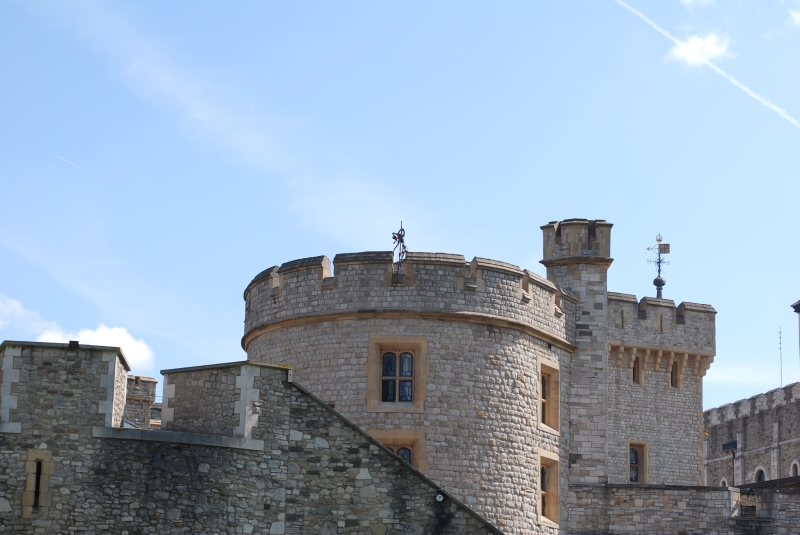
[755, 468, 766, 483]
[720, 478, 728, 487]
[367, 337, 427, 413]
[538, 450, 559, 526]
[23, 449, 53, 518]
[368, 430, 427, 473]
[790, 461, 799, 477]
[629, 442, 648, 483]
[538, 360, 560, 435]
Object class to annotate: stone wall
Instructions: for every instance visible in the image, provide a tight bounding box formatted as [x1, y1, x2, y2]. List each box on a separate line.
[243, 251, 574, 349]
[0, 341, 500, 535]
[705, 383, 800, 485]
[566, 484, 737, 534]
[123, 375, 157, 428]
[247, 316, 569, 534]
[162, 363, 242, 436]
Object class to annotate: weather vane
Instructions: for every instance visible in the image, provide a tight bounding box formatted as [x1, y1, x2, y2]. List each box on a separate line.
[647, 233, 670, 299]
[392, 222, 408, 263]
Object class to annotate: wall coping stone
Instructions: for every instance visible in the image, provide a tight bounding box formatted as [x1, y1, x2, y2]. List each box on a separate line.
[0, 340, 130, 371]
[473, 257, 523, 277]
[571, 482, 732, 491]
[92, 426, 265, 451]
[333, 251, 394, 265]
[405, 252, 466, 266]
[608, 292, 638, 303]
[161, 360, 292, 375]
[278, 255, 329, 274]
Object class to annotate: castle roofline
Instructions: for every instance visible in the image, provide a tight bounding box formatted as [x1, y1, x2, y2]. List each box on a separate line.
[161, 360, 293, 375]
[0, 340, 130, 371]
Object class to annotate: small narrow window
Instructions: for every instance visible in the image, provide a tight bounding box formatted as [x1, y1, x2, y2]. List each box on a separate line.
[33, 461, 42, 510]
[632, 356, 641, 384]
[620, 310, 624, 327]
[720, 478, 728, 487]
[540, 466, 548, 515]
[630, 447, 640, 482]
[756, 469, 766, 482]
[791, 463, 799, 477]
[659, 315, 663, 333]
[629, 444, 647, 483]
[539, 453, 559, 524]
[541, 373, 549, 425]
[670, 361, 679, 388]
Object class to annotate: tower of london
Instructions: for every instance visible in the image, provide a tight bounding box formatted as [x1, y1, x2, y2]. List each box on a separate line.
[0, 217, 798, 534]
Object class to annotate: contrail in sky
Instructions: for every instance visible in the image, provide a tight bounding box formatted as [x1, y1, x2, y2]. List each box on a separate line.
[55, 155, 86, 170]
[613, 0, 800, 131]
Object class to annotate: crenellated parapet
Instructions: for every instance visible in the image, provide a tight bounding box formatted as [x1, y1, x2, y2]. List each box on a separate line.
[242, 251, 576, 352]
[607, 292, 716, 361]
[704, 382, 800, 426]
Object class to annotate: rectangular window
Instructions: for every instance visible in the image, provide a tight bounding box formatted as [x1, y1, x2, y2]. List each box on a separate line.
[632, 355, 642, 385]
[670, 361, 680, 388]
[367, 336, 427, 413]
[628, 442, 648, 483]
[539, 451, 560, 526]
[539, 360, 560, 435]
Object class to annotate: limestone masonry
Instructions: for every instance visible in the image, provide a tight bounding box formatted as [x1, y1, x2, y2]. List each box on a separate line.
[1, 217, 798, 534]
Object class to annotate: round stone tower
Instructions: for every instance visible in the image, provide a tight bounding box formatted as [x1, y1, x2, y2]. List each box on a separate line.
[243, 250, 576, 533]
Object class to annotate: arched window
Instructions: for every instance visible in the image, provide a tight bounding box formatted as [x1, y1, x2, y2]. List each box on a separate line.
[381, 351, 413, 402]
[755, 469, 766, 483]
[720, 478, 728, 487]
[791, 462, 799, 477]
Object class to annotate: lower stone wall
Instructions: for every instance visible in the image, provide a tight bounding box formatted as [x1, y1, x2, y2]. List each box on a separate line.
[0, 351, 499, 534]
[566, 484, 737, 535]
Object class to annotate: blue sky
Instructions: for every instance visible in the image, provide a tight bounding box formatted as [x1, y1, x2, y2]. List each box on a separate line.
[1, 0, 799, 409]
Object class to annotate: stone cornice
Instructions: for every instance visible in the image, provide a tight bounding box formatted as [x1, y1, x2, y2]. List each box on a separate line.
[243, 309, 576, 353]
[540, 257, 614, 268]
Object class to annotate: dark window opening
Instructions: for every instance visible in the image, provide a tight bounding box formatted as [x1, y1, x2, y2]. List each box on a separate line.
[630, 447, 641, 482]
[541, 373, 549, 425]
[397, 447, 412, 464]
[632, 357, 641, 384]
[33, 461, 42, 510]
[793, 464, 799, 477]
[670, 362, 679, 388]
[381, 352, 413, 402]
[756, 469, 766, 482]
[541, 466, 548, 516]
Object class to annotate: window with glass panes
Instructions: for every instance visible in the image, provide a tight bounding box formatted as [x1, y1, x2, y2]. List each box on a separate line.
[384, 445, 413, 465]
[381, 351, 414, 403]
[630, 446, 643, 482]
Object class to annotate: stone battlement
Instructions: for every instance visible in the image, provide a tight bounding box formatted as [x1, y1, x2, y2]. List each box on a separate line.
[704, 382, 800, 426]
[607, 292, 716, 355]
[243, 251, 577, 352]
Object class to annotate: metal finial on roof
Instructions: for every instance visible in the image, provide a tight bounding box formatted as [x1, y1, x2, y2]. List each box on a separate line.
[392, 222, 408, 263]
[647, 233, 670, 299]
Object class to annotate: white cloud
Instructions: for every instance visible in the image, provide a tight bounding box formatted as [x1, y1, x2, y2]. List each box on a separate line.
[667, 34, 730, 66]
[791, 11, 800, 27]
[0, 294, 154, 372]
[0, 294, 59, 334]
[680, 0, 714, 9]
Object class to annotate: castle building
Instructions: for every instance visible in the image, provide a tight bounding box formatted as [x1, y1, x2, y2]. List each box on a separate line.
[1, 217, 799, 534]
